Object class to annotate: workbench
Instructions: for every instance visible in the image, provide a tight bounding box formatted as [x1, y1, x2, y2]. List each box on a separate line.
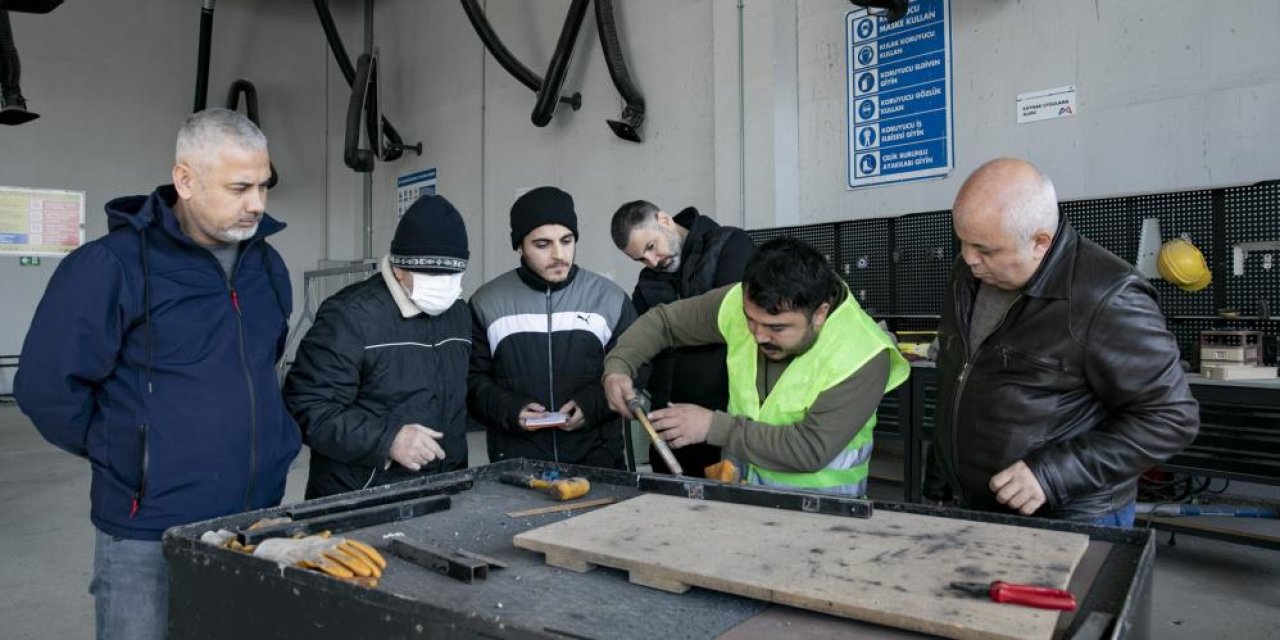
[165, 459, 1154, 639]
[897, 363, 1280, 549]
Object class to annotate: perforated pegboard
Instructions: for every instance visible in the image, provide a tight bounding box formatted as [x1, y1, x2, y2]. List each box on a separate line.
[1061, 196, 1133, 262]
[1223, 183, 1280, 315]
[889, 317, 941, 332]
[1131, 190, 1217, 317]
[837, 218, 893, 315]
[744, 181, 1277, 367]
[744, 222, 839, 266]
[893, 210, 954, 315]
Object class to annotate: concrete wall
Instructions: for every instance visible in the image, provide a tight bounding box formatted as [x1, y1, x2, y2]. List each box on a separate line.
[362, 0, 723, 296]
[796, 0, 1280, 222]
[0, 0, 333, 362]
[359, 0, 1280, 296]
[4, 0, 1277, 361]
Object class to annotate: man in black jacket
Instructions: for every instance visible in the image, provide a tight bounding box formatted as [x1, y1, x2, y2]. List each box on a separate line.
[469, 187, 637, 469]
[285, 195, 472, 498]
[610, 201, 755, 476]
[924, 158, 1199, 527]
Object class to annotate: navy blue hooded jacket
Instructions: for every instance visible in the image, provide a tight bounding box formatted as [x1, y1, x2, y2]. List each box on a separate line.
[15, 185, 301, 541]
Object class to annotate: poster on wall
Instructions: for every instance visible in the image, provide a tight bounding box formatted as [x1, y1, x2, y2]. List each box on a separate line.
[846, 0, 953, 189]
[396, 168, 438, 219]
[0, 186, 85, 256]
[1016, 85, 1077, 124]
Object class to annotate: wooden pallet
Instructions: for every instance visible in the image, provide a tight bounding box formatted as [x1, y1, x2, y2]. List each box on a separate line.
[514, 494, 1089, 640]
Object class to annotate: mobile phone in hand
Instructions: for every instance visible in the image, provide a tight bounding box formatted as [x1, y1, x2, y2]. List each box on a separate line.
[522, 411, 568, 430]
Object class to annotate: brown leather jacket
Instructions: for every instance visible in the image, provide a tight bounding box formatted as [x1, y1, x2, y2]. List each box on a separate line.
[925, 221, 1199, 519]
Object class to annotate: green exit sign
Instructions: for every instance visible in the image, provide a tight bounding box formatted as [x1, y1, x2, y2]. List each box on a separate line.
[18, 256, 41, 266]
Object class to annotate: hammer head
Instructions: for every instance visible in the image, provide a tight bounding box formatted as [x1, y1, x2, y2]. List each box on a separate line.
[626, 390, 652, 415]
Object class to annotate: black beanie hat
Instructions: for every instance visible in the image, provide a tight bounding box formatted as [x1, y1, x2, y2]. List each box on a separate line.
[390, 194, 469, 273]
[509, 186, 578, 249]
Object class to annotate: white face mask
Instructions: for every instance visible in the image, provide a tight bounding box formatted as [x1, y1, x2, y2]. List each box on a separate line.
[409, 272, 463, 315]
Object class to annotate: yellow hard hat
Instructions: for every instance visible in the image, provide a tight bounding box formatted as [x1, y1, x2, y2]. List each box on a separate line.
[1157, 238, 1211, 292]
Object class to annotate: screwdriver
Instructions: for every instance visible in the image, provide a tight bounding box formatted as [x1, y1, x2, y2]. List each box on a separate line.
[948, 581, 1078, 611]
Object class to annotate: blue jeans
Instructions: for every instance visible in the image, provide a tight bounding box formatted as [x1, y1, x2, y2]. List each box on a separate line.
[91, 530, 168, 640]
[1085, 501, 1137, 528]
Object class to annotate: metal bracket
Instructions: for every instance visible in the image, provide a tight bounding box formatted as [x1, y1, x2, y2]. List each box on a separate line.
[802, 496, 819, 513]
[387, 539, 498, 583]
[638, 476, 873, 519]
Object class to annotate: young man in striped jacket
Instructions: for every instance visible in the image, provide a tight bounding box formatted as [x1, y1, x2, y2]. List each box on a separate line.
[468, 186, 637, 469]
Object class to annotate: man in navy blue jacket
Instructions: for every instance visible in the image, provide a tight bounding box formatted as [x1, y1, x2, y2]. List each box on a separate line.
[15, 108, 299, 640]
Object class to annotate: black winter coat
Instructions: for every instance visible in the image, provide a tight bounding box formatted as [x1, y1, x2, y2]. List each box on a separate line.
[925, 222, 1199, 519]
[631, 207, 755, 410]
[284, 274, 471, 499]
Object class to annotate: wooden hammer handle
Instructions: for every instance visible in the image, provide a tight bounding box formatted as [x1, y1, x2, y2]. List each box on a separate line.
[633, 408, 684, 476]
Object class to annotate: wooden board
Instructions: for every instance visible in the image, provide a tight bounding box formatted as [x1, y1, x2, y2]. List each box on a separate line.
[513, 494, 1089, 640]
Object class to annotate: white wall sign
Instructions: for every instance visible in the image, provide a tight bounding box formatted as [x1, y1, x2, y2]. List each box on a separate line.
[1016, 85, 1077, 124]
[396, 168, 438, 219]
[0, 186, 85, 256]
[846, 0, 954, 190]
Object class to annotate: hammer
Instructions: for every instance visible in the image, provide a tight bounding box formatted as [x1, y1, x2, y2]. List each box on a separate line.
[498, 472, 591, 501]
[627, 392, 683, 476]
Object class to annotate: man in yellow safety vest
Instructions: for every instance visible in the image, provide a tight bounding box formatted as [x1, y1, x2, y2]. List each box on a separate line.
[603, 236, 908, 496]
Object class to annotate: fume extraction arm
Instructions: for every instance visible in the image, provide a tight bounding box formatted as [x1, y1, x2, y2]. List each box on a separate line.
[190, 1, 282, 186]
[0, 0, 63, 126]
[461, 0, 647, 143]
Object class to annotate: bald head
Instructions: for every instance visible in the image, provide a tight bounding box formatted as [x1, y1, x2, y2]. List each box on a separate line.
[951, 158, 1059, 290]
[954, 158, 1059, 242]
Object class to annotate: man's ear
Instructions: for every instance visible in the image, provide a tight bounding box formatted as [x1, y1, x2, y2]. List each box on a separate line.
[811, 301, 832, 330]
[1031, 229, 1054, 259]
[173, 163, 197, 200]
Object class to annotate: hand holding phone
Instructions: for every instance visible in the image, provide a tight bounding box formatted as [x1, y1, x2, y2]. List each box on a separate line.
[521, 411, 568, 430]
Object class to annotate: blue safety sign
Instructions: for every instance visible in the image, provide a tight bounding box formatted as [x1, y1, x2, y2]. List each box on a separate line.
[855, 17, 876, 41]
[846, 0, 953, 189]
[856, 45, 875, 67]
[856, 125, 878, 150]
[856, 97, 878, 121]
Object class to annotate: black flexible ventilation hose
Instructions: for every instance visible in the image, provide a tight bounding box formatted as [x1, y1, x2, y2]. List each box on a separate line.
[458, 0, 580, 111]
[313, 0, 419, 164]
[193, 0, 214, 112]
[343, 53, 378, 173]
[0, 1, 63, 14]
[225, 79, 280, 188]
[594, 0, 645, 142]
[851, 0, 909, 23]
[313, 0, 355, 84]
[531, 0, 590, 128]
[0, 9, 20, 93]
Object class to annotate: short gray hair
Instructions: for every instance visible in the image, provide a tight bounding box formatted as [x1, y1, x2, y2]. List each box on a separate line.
[610, 200, 660, 249]
[1003, 171, 1059, 242]
[175, 108, 267, 166]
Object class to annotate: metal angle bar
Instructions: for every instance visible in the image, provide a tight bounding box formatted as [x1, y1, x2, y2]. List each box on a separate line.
[238, 495, 452, 545]
[284, 476, 473, 520]
[636, 476, 873, 519]
[387, 539, 489, 583]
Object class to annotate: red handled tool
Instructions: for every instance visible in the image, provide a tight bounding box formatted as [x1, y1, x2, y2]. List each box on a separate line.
[948, 581, 1078, 611]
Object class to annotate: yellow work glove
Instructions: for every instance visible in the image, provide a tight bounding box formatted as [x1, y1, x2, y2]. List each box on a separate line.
[252, 532, 387, 584]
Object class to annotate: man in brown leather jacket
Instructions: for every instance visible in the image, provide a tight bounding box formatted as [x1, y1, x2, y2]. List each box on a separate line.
[924, 158, 1199, 526]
